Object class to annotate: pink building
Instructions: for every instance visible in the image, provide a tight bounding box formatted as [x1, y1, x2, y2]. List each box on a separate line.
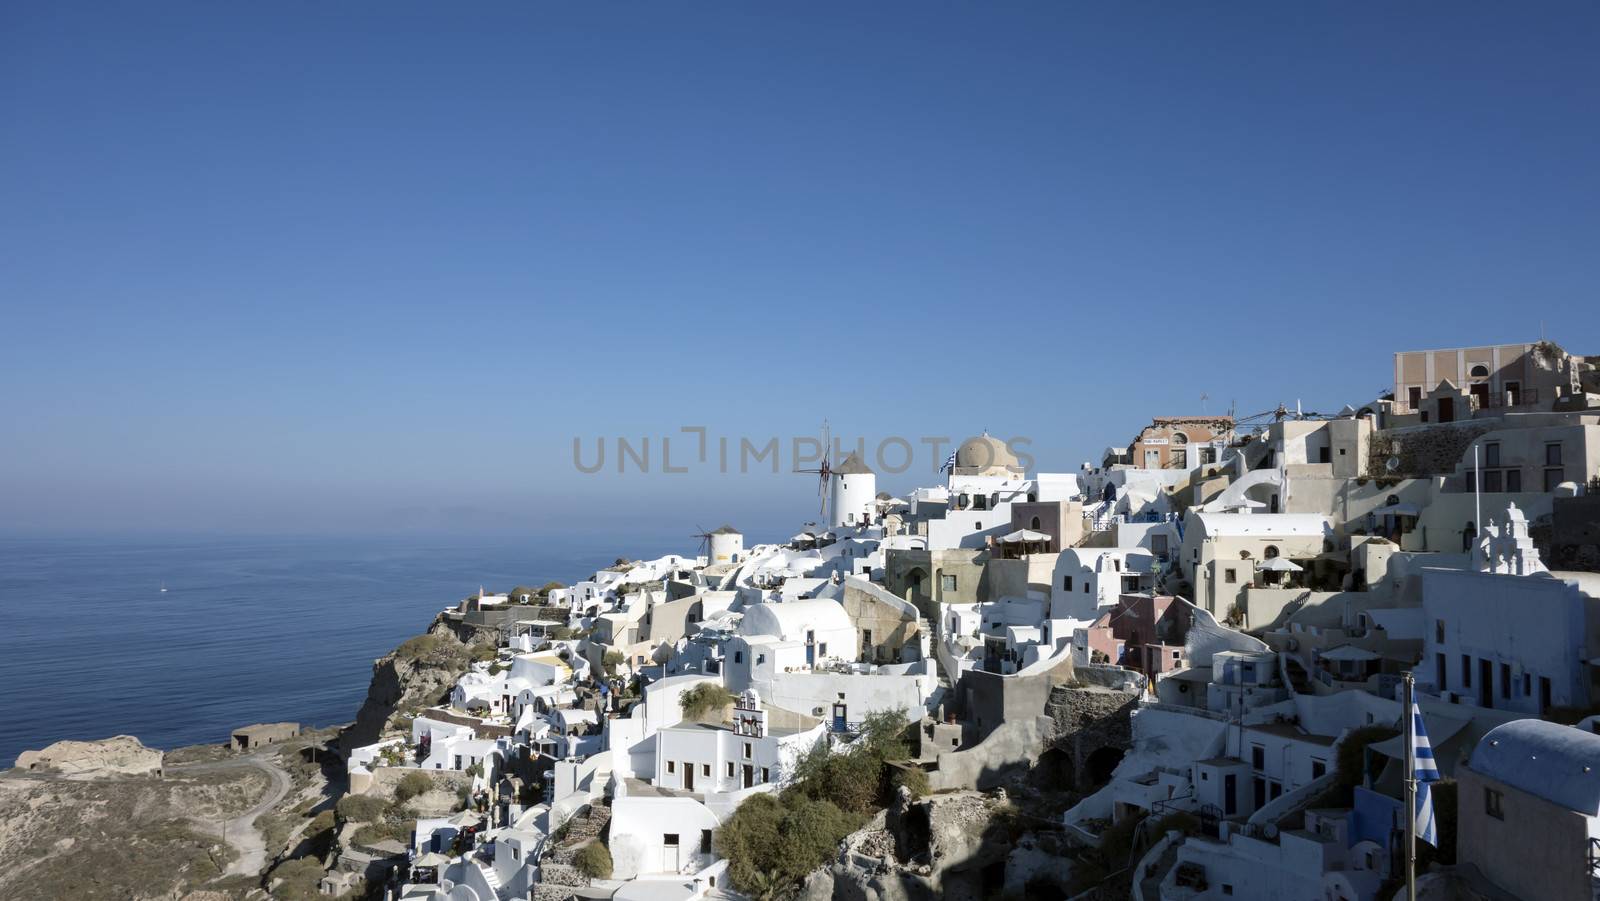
[1083, 593, 1192, 678]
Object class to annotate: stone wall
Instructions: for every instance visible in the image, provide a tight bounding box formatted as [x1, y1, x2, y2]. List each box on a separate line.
[1043, 685, 1139, 789]
[1367, 423, 1494, 479]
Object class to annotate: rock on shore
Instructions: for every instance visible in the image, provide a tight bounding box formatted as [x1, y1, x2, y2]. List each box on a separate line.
[14, 735, 164, 778]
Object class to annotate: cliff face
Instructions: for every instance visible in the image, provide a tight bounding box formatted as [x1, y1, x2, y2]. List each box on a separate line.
[338, 613, 493, 755]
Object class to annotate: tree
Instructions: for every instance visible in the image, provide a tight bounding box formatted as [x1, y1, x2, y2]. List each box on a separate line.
[678, 683, 735, 720]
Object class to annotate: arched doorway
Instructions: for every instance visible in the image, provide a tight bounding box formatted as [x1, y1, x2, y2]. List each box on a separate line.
[1086, 746, 1125, 786]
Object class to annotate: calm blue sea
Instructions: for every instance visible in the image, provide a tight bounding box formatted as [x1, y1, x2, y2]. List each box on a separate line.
[0, 533, 682, 766]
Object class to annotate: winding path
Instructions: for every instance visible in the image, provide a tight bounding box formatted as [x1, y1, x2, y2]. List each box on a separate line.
[170, 753, 294, 877]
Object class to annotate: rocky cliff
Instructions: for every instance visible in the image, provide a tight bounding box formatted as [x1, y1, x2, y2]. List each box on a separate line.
[337, 612, 495, 755]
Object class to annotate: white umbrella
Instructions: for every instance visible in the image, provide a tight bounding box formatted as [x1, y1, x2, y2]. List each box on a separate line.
[1257, 557, 1303, 573]
[1000, 529, 1052, 543]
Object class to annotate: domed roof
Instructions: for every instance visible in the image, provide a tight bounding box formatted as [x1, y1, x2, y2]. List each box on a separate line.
[1470, 719, 1600, 814]
[954, 433, 1021, 474]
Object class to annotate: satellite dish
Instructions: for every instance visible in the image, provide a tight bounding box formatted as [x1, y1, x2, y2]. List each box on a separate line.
[1385, 456, 1401, 473]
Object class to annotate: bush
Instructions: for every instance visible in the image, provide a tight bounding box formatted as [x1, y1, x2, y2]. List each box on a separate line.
[336, 794, 387, 823]
[395, 634, 449, 661]
[394, 772, 434, 804]
[892, 766, 930, 800]
[573, 841, 613, 879]
[308, 810, 336, 835]
[679, 683, 735, 720]
[268, 856, 325, 900]
[715, 792, 862, 899]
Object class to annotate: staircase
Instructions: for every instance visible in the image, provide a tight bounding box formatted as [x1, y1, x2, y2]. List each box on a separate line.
[532, 800, 611, 901]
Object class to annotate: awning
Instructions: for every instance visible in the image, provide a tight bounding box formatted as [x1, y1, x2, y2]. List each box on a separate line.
[1000, 529, 1052, 543]
[1318, 644, 1381, 662]
[1257, 557, 1303, 572]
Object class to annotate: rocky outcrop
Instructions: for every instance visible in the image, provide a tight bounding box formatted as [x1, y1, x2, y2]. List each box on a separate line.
[801, 791, 1019, 901]
[14, 735, 164, 778]
[338, 613, 492, 755]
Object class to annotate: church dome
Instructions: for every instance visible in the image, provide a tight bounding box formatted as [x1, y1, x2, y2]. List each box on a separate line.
[954, 433, 1021, 475]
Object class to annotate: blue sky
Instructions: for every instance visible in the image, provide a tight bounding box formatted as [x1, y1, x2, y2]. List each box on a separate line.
[3, 2, 1597, 540]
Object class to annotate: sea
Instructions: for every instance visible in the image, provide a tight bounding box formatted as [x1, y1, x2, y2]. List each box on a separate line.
[0, 533, 683, 767]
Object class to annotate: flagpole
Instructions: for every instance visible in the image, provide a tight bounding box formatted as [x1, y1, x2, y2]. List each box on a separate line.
[1404, 671, 1417, 901]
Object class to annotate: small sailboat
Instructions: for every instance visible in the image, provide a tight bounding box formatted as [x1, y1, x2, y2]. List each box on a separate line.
[159, 581, 168, 593]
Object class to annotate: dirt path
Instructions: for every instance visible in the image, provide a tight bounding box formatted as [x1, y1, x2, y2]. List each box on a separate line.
[170, 753, 293, 877]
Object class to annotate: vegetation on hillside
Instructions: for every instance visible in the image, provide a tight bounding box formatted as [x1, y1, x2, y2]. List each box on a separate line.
[714, 711, 913, 899]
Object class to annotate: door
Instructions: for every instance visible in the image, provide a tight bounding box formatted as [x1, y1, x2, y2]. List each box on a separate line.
[1144, 449, 1161, 468]
[1438, 397, 1454, 422]
[805, 630, 815, 666]
[1223, 774, 1237, 815]
[683, 761, 695, 791]
[742, 764, 754, 788]
[1479, 659, 1493, 708]
[1470, 383, 1489, 409]
[663, 834, 680, 873]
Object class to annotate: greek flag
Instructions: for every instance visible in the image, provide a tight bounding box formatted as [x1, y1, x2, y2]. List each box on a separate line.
[939, 450, 957, 473]
[1412, 701, 1442, 846]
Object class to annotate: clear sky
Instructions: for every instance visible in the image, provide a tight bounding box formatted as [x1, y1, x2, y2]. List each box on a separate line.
[3, 2, 1597, 541]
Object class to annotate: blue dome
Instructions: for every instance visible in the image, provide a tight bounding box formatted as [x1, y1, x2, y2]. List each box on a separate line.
[1470, 718, 1600, 814]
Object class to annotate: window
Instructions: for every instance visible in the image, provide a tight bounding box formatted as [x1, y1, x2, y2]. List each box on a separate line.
[818, 643, 827, 656]
[1545, 468, 1566, 491]
[1547, 443, 1563, 466]
[1505, 469, 1521, 492]
[1484, 470, 1502, 493]
[1408, 386, 1422, 408]
[761, 767, 770, 782]
[667, 761, 675, 774]
[1223, 886, 1234, 896]
[700, 830, 713, 854]
[1251, 745, 1265, 770]
[1435, 619, 1445, 643]
[1470, 364, 1489, 378]
[756, 653, 765, 665]
[1312, 759, 1327, 779]
[1462, 655, 1472, 687]
[1063, 576, 1073, 591]
[702, 763, 711, 776]
[664, 833, 680, 847]
[1031, 516, 1042, 530]
[1485, 787, 1504, 820]
[973, 494, 988, 510]
[1264, 545, 1280, 559]
[1224, 568, 1237, 584]
[726, 762, 734, 777]
[1172, 449, 1187, 467]
[734, 651, 743, 664]
[1083, 583, 1090, 593]
[942, 574, 958, 592]
[1485, 443, 1501, 467]
[1524, 673, 1532, 696]
[743, 742, 752, 759]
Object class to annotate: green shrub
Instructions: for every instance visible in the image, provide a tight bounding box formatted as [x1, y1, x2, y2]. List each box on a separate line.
[394, 771, 434, 804]
[573, 841, 613, 879]
[679, 683, 735, 720]
[268, 856, 325, 900]
[893, 766, 930, 800]
[336, 794, 387, 823]
[395, 634, 449, 661]
[308, 810, 336, 835]
[602, 649, 626, 676]
[715, 793, 861, 899]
